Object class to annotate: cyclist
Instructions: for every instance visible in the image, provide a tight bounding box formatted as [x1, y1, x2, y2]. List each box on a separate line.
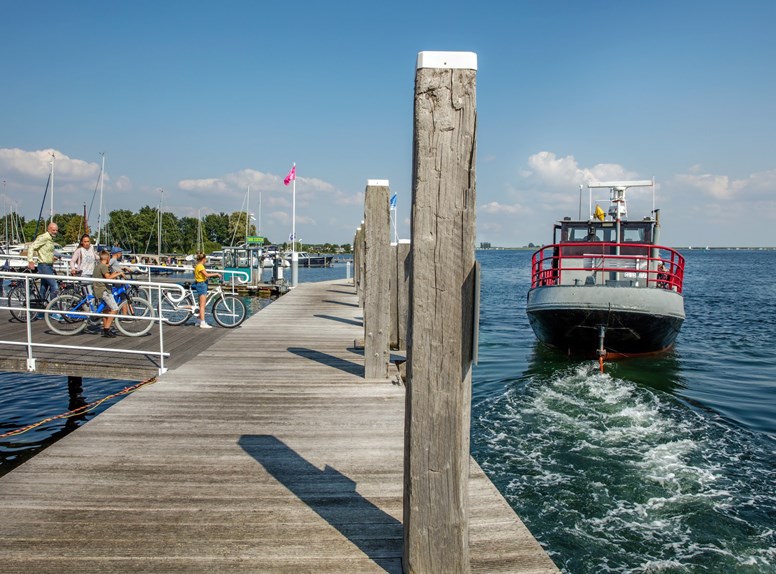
[93, 249, 127, 337]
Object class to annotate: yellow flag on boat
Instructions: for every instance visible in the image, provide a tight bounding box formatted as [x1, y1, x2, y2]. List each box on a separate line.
[594, 205, 606, 221]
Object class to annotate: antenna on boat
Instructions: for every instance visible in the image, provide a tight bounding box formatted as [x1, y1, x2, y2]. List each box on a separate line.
[578, 184, 583, 220]
[587, 180, 653, 221]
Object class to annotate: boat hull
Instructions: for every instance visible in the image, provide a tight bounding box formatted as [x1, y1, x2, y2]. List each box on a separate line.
[526, 285, 685, 356]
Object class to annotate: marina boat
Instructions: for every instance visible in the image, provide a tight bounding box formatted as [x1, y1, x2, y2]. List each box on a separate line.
[526, 180, 685, 364]
[285, 252, 334, 268]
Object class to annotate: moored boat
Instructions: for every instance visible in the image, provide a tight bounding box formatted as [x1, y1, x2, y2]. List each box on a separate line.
[285, 252, 334, 268]
[526, 180, 685, 364]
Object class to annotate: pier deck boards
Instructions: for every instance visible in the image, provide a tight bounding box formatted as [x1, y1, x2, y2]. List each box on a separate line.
[0, 280, 558, 573]
[0, 308, 235, 379]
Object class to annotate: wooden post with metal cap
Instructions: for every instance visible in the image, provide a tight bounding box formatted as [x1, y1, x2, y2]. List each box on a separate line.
[363, 180, 391, 380]
[404, 50, 478, 573]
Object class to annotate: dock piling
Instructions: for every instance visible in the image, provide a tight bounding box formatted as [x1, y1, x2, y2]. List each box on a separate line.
[404, 50, 478, 574]
[363, 180, 391, 380]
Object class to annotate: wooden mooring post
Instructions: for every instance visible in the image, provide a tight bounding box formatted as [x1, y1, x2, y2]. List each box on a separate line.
[390, 240, 411, 350]
[404, 51, 478, 573]
[363, 180, 391, 379]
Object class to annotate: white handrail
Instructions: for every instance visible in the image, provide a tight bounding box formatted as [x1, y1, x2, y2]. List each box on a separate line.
[0, 270, 188, 375]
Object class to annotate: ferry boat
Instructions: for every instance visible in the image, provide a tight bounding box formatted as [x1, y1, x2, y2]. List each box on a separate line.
[526, 180, 685, 364]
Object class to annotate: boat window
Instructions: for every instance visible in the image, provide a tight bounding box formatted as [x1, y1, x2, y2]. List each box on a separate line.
[567, 227, 591, 241]
[622, 228, 645, 243]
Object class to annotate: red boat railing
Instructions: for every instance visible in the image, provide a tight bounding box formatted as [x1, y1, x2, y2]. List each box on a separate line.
[531, 242, 685, 293]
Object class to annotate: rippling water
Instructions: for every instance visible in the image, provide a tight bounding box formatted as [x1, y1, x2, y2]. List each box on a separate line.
[471, 249, 776, 573]
[0, 262, 350, 476]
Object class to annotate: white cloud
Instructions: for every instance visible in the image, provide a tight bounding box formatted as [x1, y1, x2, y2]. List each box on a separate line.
[178, 178, 230, 193]
[480, 201, 524, 215]
[674, 173, 732, 200]
[114, 175, 133, 192]
[524, 151, 638, 188]
[0, 148, 100, 181]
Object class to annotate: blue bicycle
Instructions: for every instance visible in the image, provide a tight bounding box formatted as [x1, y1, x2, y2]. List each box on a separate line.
[44, 282, 155, 336]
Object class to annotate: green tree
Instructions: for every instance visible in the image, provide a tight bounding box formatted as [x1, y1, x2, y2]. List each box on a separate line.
[107, 209, 137, 250]
[203, 213, 229, 245]
[134, 206, 161, 253]
[63, 215, 88, 244]
[227, 211, 256, 245]
[178, 216, 199, 253]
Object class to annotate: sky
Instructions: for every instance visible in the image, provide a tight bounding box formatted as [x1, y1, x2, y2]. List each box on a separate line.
[1, 1, 774, 248]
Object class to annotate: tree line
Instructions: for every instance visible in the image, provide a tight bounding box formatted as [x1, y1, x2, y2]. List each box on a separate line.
[2, 208, 351, 254]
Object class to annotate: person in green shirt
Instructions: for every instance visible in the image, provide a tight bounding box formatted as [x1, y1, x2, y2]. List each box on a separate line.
[27, 221, 59, 301]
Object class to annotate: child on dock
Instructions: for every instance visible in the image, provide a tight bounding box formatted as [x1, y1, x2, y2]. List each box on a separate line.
[193, 252, 220, 329]
[93, 250, 125, 337]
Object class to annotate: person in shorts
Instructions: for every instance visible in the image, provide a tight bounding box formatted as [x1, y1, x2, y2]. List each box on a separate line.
[93, 250, 126, 337]
[193, 252, 221, 328]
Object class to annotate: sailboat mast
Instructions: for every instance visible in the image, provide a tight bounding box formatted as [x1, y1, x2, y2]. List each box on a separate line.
[246, 185, 250, 242]
[49, 153, 55, 222]
[157, 189, 164, 259]
[96, 152, 105, 245]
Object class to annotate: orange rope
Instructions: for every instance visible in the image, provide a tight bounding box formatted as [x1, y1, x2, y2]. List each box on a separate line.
[0, 377, 157, 439]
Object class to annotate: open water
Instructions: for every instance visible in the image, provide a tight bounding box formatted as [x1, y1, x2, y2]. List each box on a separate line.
[2, 252, 775, 573]
[472, 249, 776, 573]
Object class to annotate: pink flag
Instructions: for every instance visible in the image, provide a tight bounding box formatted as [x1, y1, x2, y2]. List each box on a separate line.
[283, 165, 296, 186]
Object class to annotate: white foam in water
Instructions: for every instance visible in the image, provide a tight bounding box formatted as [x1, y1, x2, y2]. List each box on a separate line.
[473, 363, 776, 573]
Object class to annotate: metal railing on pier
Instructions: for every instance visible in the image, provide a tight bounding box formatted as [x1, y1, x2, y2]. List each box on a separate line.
[0, 270, 191, 375]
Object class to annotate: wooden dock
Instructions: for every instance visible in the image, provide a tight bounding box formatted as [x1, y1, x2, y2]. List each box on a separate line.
[0, 279, 558, 573]
[0, 309, 234, 380]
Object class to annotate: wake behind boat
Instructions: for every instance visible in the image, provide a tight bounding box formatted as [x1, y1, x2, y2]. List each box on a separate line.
[526, 180, 685, 365]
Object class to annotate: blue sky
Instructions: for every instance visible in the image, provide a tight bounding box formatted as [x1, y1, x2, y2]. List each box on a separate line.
[1, 1, 774, 247]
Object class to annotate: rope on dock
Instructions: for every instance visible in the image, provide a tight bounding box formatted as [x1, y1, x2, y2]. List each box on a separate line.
[0, 377, 158, 439]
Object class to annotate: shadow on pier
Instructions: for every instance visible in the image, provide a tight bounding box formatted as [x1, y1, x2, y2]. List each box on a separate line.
[238, 435, 402, 574]
[288, 347, 364, 376]
[314, 314, 363, 327]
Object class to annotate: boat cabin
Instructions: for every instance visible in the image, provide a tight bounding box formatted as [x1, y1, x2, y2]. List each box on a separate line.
[222, 245, 264, 284]
[533, 216, 684, 293]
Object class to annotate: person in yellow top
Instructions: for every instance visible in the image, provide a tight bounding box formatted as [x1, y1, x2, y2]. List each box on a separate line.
[193, 252, 221, 328]
[28, 221, 60, 302]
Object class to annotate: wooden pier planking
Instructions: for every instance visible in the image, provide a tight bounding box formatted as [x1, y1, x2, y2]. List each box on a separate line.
[0, 311, 233, 379]
[0, 280, 558, 573]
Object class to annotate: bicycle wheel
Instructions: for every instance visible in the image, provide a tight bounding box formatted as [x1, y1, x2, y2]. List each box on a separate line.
[45, 294, 89, 335]
[212, 295, 246, 328]
[159, 293, 192, 326]
[115, 296, 155, 337]
[7, 285, 28, 322]
[58, 281, 82, 298]
[7, 285, 45, 322]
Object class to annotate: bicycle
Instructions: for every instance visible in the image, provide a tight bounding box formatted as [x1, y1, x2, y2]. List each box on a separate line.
[6, 269, 81, 322]
[44, 282, 155, 337]
[158, 281, 246, 328]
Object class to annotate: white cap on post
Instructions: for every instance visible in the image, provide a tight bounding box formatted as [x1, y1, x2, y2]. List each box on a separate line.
[417, 51, 477, 70]
[367, 179, 390, 187]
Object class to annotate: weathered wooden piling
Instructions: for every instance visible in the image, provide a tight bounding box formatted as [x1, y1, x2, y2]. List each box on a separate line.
[389, 240, 411, 350]
[363, 180, 391, 379]
[404, 51, 478, 573]
[353, 225, 364, 305]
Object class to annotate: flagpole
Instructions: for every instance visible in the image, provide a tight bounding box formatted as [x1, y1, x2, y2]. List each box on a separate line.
[291, 163, 298, 288]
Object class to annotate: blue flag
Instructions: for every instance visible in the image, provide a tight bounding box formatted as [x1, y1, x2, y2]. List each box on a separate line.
[389, 193, 397, 209]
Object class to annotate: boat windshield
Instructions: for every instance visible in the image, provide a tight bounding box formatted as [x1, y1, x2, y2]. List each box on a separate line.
[562, 221, 652, 244]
